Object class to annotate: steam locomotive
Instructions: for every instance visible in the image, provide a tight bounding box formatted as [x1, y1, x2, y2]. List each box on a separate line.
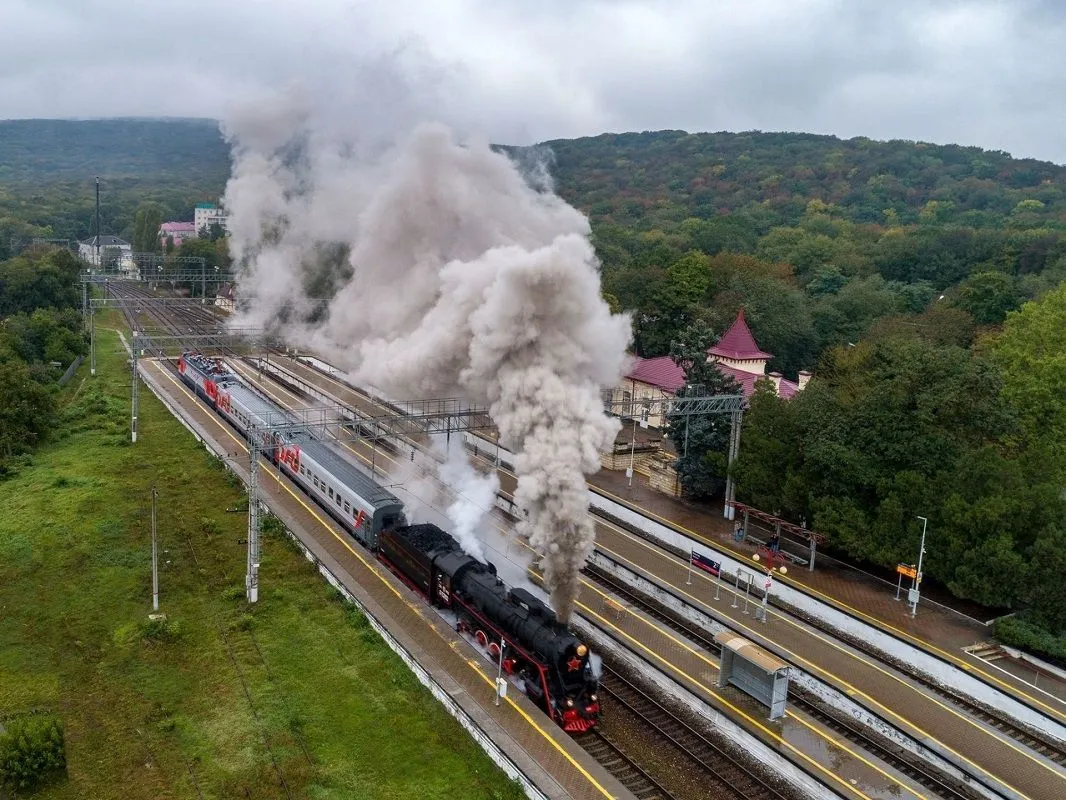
[177, 352, 600, 733]
[380, 523, 600, 732]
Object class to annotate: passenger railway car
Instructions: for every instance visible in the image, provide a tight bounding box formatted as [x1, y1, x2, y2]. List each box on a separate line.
[379, 523, 600, 732]
[177, 353, 407, 545]
[177, 352, 599, 733]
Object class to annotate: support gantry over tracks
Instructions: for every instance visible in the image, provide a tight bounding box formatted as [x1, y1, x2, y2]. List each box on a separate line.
[600, 389, 746, 519]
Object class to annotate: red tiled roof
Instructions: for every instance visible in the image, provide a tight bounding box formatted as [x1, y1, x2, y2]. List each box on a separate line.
[714, 363, 799, 399]
[626, 355, 800, 400]
[625, 356, 686, 392]
[160, 221, 196, 233]
[708, 308, 772, 361]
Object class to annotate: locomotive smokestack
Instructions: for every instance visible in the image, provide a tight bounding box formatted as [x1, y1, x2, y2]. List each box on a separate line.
[222, 97, 630, 623]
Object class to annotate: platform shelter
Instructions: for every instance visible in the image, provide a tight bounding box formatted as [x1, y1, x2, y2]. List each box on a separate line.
[715, 631, 790, 720]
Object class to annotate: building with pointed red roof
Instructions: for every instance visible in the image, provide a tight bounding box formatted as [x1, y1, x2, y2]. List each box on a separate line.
[612, 309, 812, 429]
[706, 309, 809, 401]
[707, 308, 773, 372]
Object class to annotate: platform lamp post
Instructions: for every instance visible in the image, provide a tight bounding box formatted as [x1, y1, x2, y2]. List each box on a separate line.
[627, 414, 637, 487]
[911, 516, 928, 618]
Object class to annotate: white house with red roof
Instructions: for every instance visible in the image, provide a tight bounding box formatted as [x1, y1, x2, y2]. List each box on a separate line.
[613, 309, 811, 429]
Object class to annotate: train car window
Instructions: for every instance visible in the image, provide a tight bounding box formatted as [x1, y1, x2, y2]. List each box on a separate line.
[328, 487, 334, 499]
[336, 494, 342, 507]
[344, 501, 350, 513]
[313, 476, 319, 488]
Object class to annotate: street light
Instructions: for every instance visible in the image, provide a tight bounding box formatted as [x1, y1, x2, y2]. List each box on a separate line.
[911, 516, 928, 618]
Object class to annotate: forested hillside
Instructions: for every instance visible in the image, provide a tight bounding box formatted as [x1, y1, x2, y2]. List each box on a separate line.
[526, 131, 1066, 644]
[528, 131, 1066, 373]
[0, 119, 230, 258]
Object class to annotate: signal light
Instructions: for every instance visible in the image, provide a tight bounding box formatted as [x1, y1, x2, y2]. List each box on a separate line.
[576, 644, 587, 657]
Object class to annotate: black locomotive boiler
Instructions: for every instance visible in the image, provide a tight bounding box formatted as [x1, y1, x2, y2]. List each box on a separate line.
[379, 523, 600, 732]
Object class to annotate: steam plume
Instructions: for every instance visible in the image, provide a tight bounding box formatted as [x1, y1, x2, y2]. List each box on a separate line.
[439, 442, 497, 563]
[224, 100, 630, 621]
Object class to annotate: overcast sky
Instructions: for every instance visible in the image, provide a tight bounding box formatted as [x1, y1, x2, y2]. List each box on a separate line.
[4, 0, 1065, 162]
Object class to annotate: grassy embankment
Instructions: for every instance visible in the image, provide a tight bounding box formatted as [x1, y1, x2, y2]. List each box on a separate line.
[0, 328, 524, 799]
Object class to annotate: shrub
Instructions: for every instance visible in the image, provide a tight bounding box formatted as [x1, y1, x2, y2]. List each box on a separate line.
[259, 514, 287, 538]
[0, 713, 66, 791]
[139, 616, 183, 643]
[994, 615, 1066, 668]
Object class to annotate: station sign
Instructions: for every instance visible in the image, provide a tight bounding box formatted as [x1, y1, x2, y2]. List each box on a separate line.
[896, 563, 918, 580]
[691, 551, 722, 576]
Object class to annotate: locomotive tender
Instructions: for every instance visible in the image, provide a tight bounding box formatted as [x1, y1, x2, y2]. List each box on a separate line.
[177, 352, 600, 733]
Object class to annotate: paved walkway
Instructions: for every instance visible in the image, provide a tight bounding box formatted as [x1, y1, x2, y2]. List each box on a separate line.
[587, 466, 1066, 712]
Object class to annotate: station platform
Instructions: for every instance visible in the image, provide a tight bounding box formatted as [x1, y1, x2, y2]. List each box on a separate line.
[138, 359, 631, 800]
[588, 464, 1066, 714]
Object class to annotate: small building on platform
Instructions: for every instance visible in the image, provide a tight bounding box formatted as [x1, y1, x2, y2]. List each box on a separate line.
[715, 631, 790, 720]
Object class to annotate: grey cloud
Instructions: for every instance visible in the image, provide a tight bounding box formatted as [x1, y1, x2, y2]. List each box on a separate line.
[2, 0, 1066, 161]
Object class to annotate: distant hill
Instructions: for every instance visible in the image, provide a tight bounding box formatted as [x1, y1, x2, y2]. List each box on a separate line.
[0, 118, 230, 185]
[0, 118, 231, 253]
[537, 130, 1066, 230]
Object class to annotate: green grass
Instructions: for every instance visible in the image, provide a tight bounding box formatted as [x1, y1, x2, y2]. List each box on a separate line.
[0, 329, 526, 799]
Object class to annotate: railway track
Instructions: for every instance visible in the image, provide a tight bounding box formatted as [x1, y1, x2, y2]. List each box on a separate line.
[600, 666, 793, 800]
[574, 728, 678, 800]
[926, 687, 1066, 769]
[589, 509, 1066, 774]
[584, 563, 983, 800]
[225, 356, 798, 800]
[104, 280, 226, 335]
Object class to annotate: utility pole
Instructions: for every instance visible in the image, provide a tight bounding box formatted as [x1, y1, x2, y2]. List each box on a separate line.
[151, 484, 159, 612]
[247, 431, 261, 603]
[722, 407, 742, 520]
[89, 307, 96, 377]
[131, 332, 139, 443]
[627, 414, 637, 486]
[95, 177, 101, 269]
[911, 516, 928, 618]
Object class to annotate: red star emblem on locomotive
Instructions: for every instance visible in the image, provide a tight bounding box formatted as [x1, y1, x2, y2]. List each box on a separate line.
[567, 656, 581, 672]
